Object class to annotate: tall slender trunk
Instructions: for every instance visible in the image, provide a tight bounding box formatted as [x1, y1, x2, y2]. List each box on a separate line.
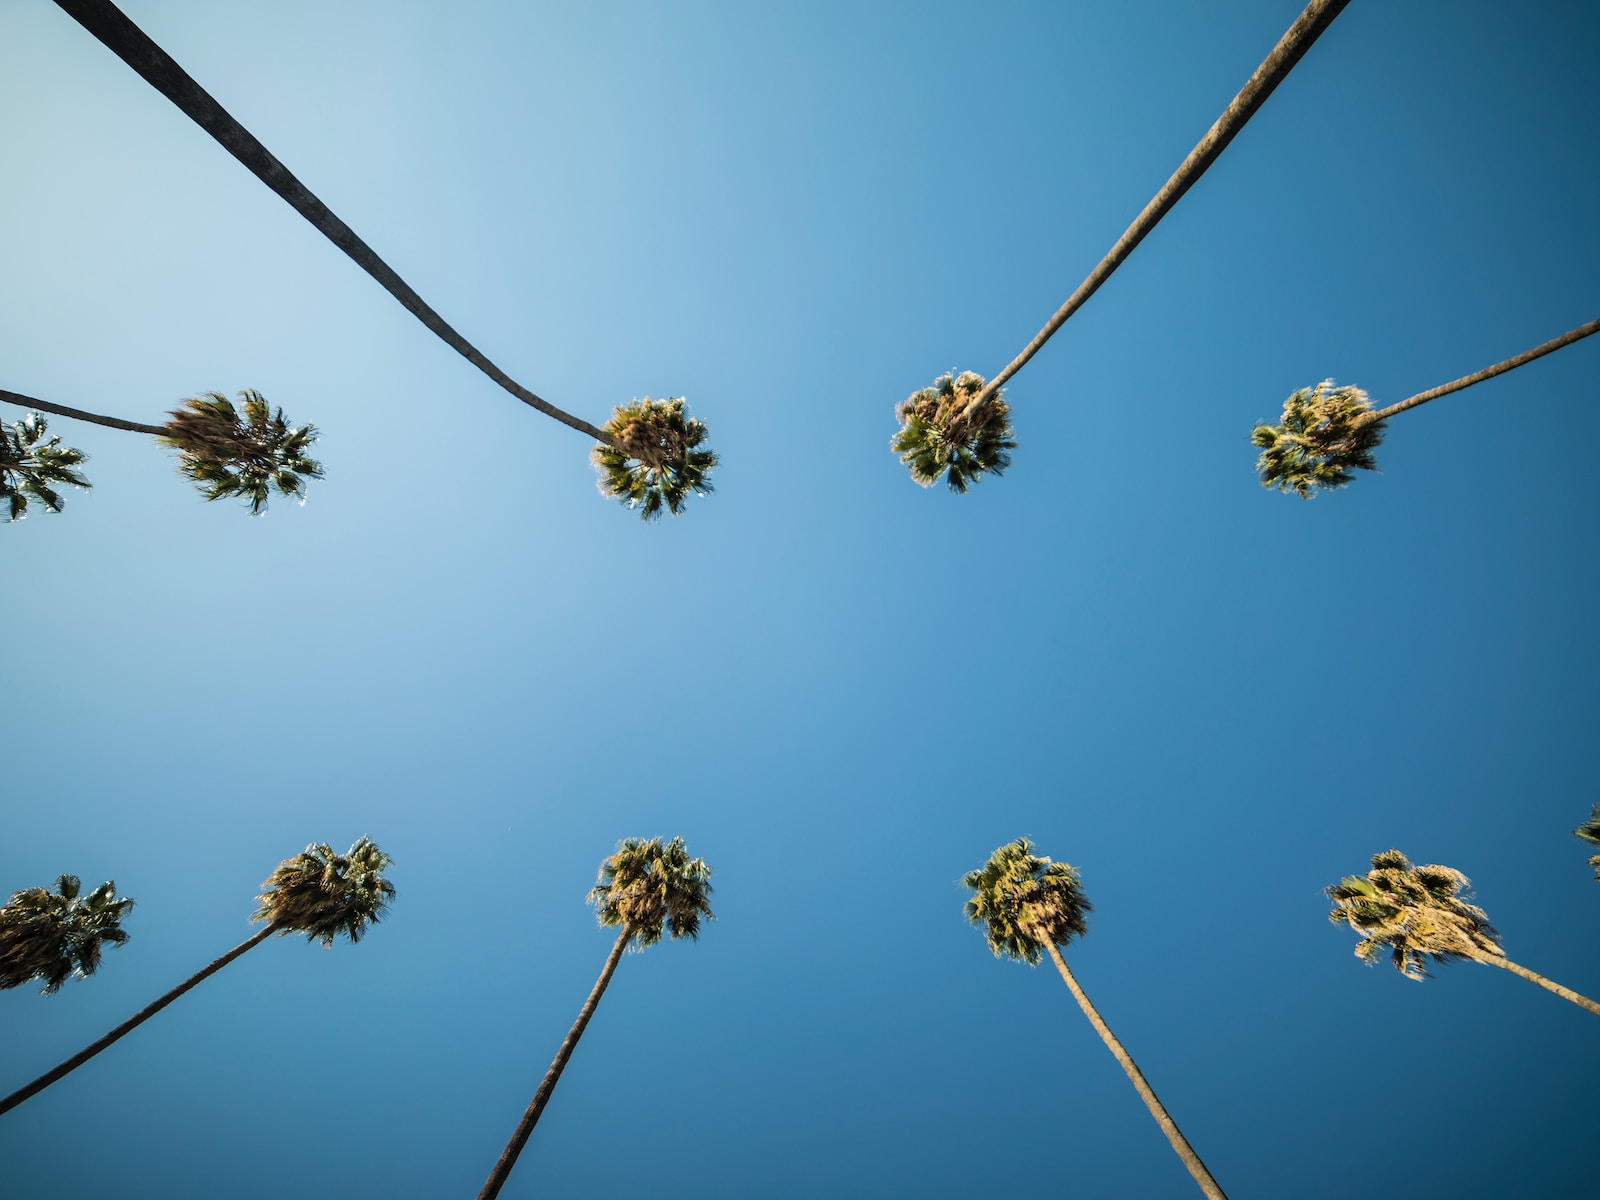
[478, 926, 632, 1200]
[0, 389, 167, 437]
[0, 924, 276, 1117]
[1039, 939, 1228, 1200]
[1354, 316, 1600, 426]
[1473, 951, 1600, 1018]
[53, 0, 611, 445]
[966, 0, 1349, 415]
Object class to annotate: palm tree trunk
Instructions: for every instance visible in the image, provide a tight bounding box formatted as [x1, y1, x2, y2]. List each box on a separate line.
[477, 926, 632, 1200]
[0, 389, 167, 437]
[53, 0, 611, 445]
[0, 924, 276, 1117]
[966, 0, 1349, 415]
[1354, 316, 1600, 427]
[1474, 951, 1600, 1018]
[1040, 939, 1228, 1200]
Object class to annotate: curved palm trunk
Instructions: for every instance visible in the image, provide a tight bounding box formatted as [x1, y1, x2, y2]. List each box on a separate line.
[1474, 952, 1600, 1018]
[1355, 316, 1600, 427]
[0, 924, 275, 1117]
[966, 0, 1349, 415]
[478, 926, 632, 1200]
[53, 0, 610, 445]
[1, 389, 166, 437]
[1040, 939, 1228, 1200]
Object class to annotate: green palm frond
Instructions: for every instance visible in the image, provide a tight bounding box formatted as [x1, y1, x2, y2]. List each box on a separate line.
[892, 371, 1016, 493]
[0, 873, 133, 994]
[1574, 804, 1600, 881]
[1251, 380, 1384, 498]
[1, 413, 91, 522]
[591, 397, 716, 521]
[159, 390, 323, 515]
[1325, 848, 1499, 980]
[962, 837, 1091, 965]
[254, 837, 395, 947]
[589, 836, 714, 948]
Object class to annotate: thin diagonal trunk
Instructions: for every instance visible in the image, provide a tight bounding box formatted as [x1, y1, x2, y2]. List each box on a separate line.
[54, 0, 611, 445]
[1, 389, 166, 437]
[0, 924, 276, 1117]
[478, 926, 632, 1200]
[1472, 951, 1600, 1018]
[1354, 316, 1600, 427]
[1040, 938, 1228, 1200]
[966, 0, 1349, 416]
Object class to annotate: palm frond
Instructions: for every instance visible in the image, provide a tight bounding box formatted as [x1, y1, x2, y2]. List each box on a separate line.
[159, 390, 323, 515]
[892, 372, 1016, 493]
[588, 836, 714, 948]
[591, 398, 716, 521]
[0, 874, 133, 994]
[1575, 803, 1600, 881]
[1251, 381, 1383, 498]
[1, 413, 91, 522]
[962, 837, 1091, 965]
[254, 837, 394, 947]
[1325, 848, 1499, 980]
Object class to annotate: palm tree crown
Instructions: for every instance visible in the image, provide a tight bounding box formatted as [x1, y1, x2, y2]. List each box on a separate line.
[159, 390, 323, 515]
[1, 413, 91, 521]
[1575, 804, 1600, 882]
[591, 398, 716, 521]
[0, 874, 134, 993]
[253, 837, 395, 946]
[1251, 381, 1384, 498]
[963, 837, 1091, 963]
[892, 372, 1016, 493]
[1325, 849, 1501, 980]
[589, 836, 714, 947]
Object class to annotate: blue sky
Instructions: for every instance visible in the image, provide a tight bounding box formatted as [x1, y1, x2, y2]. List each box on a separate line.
[3, 1, 1598, 1195]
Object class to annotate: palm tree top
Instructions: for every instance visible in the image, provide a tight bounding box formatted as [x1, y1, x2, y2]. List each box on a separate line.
[1325, 848, 1501, 980]
[1251, 380, 1384, 498]
[591, 398, 716, 521]
[159, 390, 323, 516]
[589, 836, 714, 948]
[963, 837, 1092, 965]
[0, 873, 134, 993]
[892, 371, 1016, 493]
[253, 837, 395, 947]
[1575, 804, 1600, 881]
[1, 412, 92, 522]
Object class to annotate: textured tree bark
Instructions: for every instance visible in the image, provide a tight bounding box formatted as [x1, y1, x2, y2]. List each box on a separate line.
[0, 924, 277, 1117]
[1476, 952, 1600, 1018]
[1, 389, 167, 437]
[1356, 316, 1600, 426]
[967, 0, 1351, 414]
[53, 0, 612, 445]
[1040, 938, 1229, 1200]
[477, 926, 633, 1200]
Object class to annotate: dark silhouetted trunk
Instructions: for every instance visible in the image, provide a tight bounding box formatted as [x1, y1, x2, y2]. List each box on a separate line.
[1, 389, 166, 437]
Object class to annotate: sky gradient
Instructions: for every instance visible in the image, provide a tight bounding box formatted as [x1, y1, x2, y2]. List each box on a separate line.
[3, 2, 1598, 1196]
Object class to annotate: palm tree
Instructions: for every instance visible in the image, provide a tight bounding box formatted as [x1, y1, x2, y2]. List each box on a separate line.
[0, 875, 134, 993]
[893, 0, 1350, 489]
[891, 371, 1016, 493]
[54, 0, 716, 519]
[963, 838, 1228, 1200]
[2, 388, 322, 515]
[592, 398, 717, 519]
[1326, 849, 1600, 1017]
[1574, 805, 1600, 882]
[478, 836, 713, 1200]
[1253, 316, 1600, 496]
[1, 412, 91, 521]
[0, 837, 393, 1117]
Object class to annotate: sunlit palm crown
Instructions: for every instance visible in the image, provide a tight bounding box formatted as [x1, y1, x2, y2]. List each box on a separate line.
[1575, 804, 1600, 881]
[589, 836, 714, 948]
[1, 413, 91, 522]
[1325, 849, 1502, 980]
[1251, 380, 1384, 498]
[892, 371, 1016, 493]
[591, 397, 716, 521]
[0, 874, 133, 994]
[158, 390, 323, 516]
[253, 837, 395, 947]
[963, 838, 1092, 965]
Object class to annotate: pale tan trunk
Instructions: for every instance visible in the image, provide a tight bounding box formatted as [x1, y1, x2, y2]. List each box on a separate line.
[1473, 951, 1600, 1018]
[1040, 939, 1228, 1200]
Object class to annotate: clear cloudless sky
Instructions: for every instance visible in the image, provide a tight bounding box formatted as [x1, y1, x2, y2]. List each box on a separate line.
[2, 1, 1597, 1196]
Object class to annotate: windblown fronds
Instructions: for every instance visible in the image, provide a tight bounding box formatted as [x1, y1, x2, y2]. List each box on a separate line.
[254, 837, 395, 946]
[1575, 804, 1600, 882]
[0, 874, 133, 994]
[892, 371, 1015, 493]
[1251, 380, 1383, 498]
[1325, 848, 1500, 980]
[963, 837, 1091, 965]
[591, 397, 716, 521]
[1, 413, 91, 522]
[160, 390, 322, 515]
[589, 836, 714, 948]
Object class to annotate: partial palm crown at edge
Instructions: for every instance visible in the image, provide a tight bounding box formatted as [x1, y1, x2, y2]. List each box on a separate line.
[0, 875, 134, 994]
